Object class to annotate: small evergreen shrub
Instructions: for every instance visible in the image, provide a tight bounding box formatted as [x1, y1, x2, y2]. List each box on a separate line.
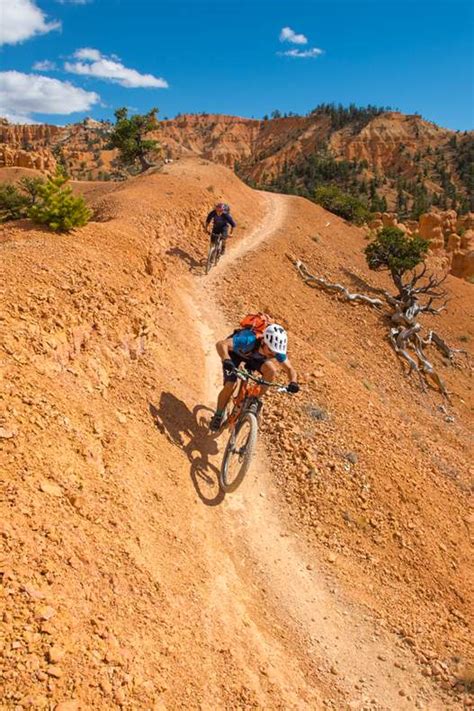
[28, 171, 91, 232]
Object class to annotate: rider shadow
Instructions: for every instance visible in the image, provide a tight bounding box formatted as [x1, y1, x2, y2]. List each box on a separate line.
[165, 247, 203, 274]
[149, 392, 225, 506]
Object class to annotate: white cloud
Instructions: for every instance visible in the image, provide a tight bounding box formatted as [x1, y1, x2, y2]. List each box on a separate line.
[56, 0, 91, 4]
[74, 47, 102, 61]
[64, 48, 169, 88]
[279, 48, 324, 58]
[33, 60, 57, 71]
[0, 71, 100, 123]
[279, 27, 308, 45]
[0, 0, 60, 46]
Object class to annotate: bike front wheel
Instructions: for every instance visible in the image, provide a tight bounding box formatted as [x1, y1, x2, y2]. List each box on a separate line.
[219, 412, 258, 493]
[214, 238, 223, 266]
[205, 244, 216, 274]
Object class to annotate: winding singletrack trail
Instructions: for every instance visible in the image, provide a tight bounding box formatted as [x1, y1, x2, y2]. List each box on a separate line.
[184, 192, 449, 710]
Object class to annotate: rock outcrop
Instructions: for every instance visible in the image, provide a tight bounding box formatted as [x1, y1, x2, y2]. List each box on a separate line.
[418, 211, 473, 278]
[1, 112, 472, 213]
[369, 210, 474, 280]
[0, 145, 56, 172]
[0, 121, 62, 146]
[0, 119, 113, 180]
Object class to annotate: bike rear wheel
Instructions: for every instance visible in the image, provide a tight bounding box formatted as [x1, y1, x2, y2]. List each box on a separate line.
[219, 412, 258, 493]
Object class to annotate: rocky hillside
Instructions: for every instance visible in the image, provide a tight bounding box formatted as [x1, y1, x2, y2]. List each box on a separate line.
[2, 158, 473, 708]
[0, 118, 115, 180]
[1, 108, 473, 214]
[1, 159, 472, 708]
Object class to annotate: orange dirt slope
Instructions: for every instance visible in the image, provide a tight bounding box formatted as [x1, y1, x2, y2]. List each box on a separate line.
[1, 158, 472, 710]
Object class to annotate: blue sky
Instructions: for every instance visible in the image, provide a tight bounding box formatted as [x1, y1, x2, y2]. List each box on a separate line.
[0, 0, 473, 129]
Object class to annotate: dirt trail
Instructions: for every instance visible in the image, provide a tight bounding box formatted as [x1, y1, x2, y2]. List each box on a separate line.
[186, 192, 451, 710]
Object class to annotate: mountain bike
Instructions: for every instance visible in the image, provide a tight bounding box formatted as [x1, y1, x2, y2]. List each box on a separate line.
[218, 368, 290, 493]
[205, 231, 225, 275]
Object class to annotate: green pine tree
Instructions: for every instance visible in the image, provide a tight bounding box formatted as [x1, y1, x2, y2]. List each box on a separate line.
[18, 176, 45, 206]
[28, 171, 91, 232]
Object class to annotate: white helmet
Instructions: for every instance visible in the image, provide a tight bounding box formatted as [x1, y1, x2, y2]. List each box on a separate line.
[263, 323, 288, 355]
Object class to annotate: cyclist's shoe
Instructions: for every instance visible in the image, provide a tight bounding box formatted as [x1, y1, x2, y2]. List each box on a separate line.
[209, 410, 224, 432]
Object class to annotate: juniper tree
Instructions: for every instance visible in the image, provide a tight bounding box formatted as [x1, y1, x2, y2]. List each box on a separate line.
[290, 226, 467, 397]
[18, 176, 45, 206]
[107, 107, 161, 172]
[364, 227, 429, 292]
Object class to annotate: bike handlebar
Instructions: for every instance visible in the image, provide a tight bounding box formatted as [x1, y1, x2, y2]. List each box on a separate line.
[234, 368, 289, 393]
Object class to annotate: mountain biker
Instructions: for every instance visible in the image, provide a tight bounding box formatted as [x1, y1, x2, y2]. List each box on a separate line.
[209, 323, 299, 431]
[205, 203, 236, 254]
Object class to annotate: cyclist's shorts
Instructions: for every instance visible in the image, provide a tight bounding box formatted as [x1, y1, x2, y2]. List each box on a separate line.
[223, 351, 267, 383]
[211, 224, 229, 239]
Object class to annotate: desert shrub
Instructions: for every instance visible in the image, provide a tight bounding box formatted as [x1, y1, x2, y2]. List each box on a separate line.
[314, 185, 370, 224]
[29, 171, 91, 232]
[0, 184, 29, 221]
[0, 176, 46, 222]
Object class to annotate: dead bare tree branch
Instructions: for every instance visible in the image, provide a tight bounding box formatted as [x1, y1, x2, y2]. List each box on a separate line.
[292, 258, 385, 307]
[289, 255, 469, 399]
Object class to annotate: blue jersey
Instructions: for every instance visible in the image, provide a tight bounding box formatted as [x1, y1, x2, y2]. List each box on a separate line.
[231, 329, 287, 363]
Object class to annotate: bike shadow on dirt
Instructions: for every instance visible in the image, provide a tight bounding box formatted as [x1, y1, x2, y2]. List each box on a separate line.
[149, 392, 225, 506]
[165, 247, 203, 274]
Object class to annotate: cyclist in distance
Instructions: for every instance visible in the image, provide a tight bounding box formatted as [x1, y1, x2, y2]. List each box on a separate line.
[205, 202, 236, 254]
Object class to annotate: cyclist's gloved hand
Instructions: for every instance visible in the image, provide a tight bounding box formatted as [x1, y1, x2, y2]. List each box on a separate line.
[287, 381, 300, 394]
[223, 359, 236, 376]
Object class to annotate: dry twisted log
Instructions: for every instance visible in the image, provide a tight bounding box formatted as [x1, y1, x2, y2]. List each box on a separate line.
[292, 259, 385, 307]
[289, 255, 469, 398]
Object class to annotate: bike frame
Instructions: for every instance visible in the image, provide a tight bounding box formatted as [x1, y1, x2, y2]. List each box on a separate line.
[210, 231, 224, 250]
[218, 369, 290, 493]
[225, 369, 287, 431]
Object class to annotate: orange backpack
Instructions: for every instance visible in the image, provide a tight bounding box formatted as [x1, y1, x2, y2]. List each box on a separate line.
[239, 312, 272, 338]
